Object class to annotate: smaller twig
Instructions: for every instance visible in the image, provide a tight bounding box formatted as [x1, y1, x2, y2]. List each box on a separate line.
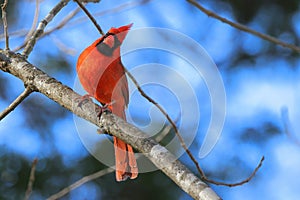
[187, 0, 300, 53]
[51, 35, 76, 55]
[1, 0, 9, 50]
[25, 0, 40, 41]
[0, 29, 28, 40]
[24, 158, 38, 200]
[203, 156, 264, 187]
[47, 121, 169, 200]
[14, 6, 81, 52]
[126, 68, 264, 187]
[22, 0, 71, 58]
[13, 0, 149, 52]
[43, 7, 81, 36]
[73, 0, 104, 36]
[124, 68, 206, 177]
[72, 0, 151, 26]
[46, 168, 114, 200]
[0, 87, 34, 121]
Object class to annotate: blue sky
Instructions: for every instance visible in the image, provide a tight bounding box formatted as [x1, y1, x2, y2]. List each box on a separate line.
[1, 0, 300, 199]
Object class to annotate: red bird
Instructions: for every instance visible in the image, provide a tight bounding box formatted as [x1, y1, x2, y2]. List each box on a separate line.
[76, 24, 138, 181]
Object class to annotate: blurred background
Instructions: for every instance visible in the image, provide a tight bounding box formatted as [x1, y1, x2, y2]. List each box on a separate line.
[0, 0, 300, 199]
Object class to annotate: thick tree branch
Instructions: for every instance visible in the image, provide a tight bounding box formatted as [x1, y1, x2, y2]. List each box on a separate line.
[0, 50, 221, 200]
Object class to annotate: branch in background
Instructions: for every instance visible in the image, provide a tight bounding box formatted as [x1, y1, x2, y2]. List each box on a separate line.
[70, 0, 151, 27]
[24, 158, 38, 200]
[0, 87, 34, 121]
[46, 168, 114, 200]
[48, 122, 174, 199]
[10, 0, 150, 52]
[0, 50, 221, 200]
[25, 0, 40, 42]
[22, 0, 71, 58]
[13, 6, 81, 52]
[50, 35, 77, 55]
[281, 106, 300, 146]
[1, 0, 9, 50]
[187, 0, 300, 53]
[0, 29, 28, 40]
[43, 7, 81, 36]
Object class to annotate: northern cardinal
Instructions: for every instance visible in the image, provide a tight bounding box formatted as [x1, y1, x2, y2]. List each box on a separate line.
[76, 24, 138, 181]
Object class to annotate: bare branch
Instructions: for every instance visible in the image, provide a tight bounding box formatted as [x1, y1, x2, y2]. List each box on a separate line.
[43, 7, 81, 36]
[13, 0, 149, 52]
[50, 35, 76, 55]
[0, 87, 34, 121]
[71, 0, 151, 26]
[46, 168, 114, 200]
[1, 0, 9, 50]
[24, 159, 38, 200]
[0, 29, 28, 40]
[126, 50, 264, 187]
[25, 0, 40, 41]
[0, 50, 221, 200]
[125, 68, 207, 177]
[13, 6, 81, 52]
[203, 156, 264, 187]
[22, 0, 71, 58]
[74, 0, 104, 35]
[187, 0, 300, 53]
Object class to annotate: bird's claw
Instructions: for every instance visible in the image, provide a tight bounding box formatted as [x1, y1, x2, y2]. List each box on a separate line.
[76, 94, 93, 109]
[96, 102, 113, 119]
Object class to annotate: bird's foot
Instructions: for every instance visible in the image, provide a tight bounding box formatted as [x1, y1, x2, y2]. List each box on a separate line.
[96, 101, 115, 119]
[76, 94, 93, 109]
[96, 101, 115, 135]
